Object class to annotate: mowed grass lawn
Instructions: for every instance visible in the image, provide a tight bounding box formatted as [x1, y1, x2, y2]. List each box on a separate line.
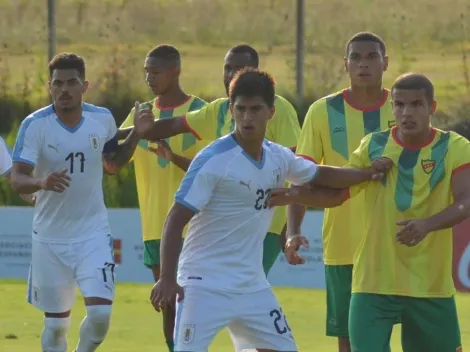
[1, 280, 469, 351]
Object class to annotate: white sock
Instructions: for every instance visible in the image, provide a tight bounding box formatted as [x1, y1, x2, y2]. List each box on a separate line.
[75, 305, 112, 352]
[41, 316, 71, 352]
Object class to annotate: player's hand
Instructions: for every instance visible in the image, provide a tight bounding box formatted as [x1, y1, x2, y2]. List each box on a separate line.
[133, 101, 155, 138]
[150, 278, 184, 312]
[396, 219, 431, 246]
[40, 169, 71, 193]
[284, 234, 309, 265]
[148, 140, 173, 161]
[267, 187, 301, 208]
[369, 157, 393, 181]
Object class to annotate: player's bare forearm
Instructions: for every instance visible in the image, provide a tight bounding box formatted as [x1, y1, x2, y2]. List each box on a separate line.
[293, 186, 348, 208]
[310, 165, 372, 188]
[116, 127, 133, 141]
[171, 154, 192, 171]
[287, 199, 307, 237]
[160, 203, 194, 280]
[6, 173, 37, 203]
[141, 117, 189, 141]
[10, 164, 42, 194]
[103, 130, 140, 175]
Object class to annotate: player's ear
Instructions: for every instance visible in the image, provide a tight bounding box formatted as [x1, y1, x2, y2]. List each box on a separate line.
[383, 55, 389, 72]
[431, 100, 437, 114]
[268, 104, 275, 120]
[82, 80, 89, 93]
[343, 57, 348, 72]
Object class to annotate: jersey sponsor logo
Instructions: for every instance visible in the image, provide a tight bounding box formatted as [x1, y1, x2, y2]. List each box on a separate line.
[182, 324, 195, 344]
[47, 143, 59, 153]
[239, 180, 251, 191]
[388, 120, 396, 128]
[89, 134, 100, 152]
[332, 126, 345, 133]
[421, 159, 435, 174]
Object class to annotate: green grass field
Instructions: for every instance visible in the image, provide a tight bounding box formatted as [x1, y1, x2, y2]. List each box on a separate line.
[1, 280, 469, 351]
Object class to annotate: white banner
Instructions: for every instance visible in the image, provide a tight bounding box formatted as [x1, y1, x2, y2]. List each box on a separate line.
[0, 207, 325, 288]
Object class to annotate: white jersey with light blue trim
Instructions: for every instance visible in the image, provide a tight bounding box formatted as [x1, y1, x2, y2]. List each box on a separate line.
[175, 134, 318, 293]
[0, 137, 12, 177]
[12, 103, 118, 243]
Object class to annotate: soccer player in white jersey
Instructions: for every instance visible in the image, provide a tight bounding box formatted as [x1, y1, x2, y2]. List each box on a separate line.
[143, 68, 389, 352]
[10, 53, 141, 352]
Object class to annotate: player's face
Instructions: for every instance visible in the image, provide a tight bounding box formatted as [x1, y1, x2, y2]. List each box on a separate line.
[345, 41, 388, 88]
[230, 96, 274, 142]
[49, 69, 88, 112]
[392, 89, 436, 137]
[144, 57, 178, 96]
[223, 52, 255, 95]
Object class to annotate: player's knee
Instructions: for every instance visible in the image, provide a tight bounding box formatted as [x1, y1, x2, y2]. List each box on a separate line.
[85, 305, 112, 339]
[42, 316, 71, 349]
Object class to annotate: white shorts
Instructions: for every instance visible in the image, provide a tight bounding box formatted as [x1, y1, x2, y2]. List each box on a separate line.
[27, 234, 116, 313]
[174, 286, 297, 352]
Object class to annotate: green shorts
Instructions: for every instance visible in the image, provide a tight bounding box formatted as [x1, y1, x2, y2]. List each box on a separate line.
[262, 232, 282, 275]
[325, 264, 354, 337]
[349, 293, 462, 352]
[143, 239, 161, 268]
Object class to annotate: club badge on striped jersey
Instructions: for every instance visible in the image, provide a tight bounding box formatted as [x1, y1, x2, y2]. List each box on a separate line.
[421, 159, 435, 174]
[89, 134, 100, 152]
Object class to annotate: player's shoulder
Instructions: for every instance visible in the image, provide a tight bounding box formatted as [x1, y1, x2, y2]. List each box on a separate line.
[264, 139, 295, 159]
[305, 90, 343, 120]
[273, 94, 292, 107]
[192, 134, 240, 172]
[82, 103, 113, 117]
[20, 105, 55, 130]
[208, 97, 229, 111]
[437, 128, 469, 148]
[188, 95, 207, 111]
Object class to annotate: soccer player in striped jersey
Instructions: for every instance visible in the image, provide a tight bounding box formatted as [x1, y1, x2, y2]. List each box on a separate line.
[130, 44, 301, 277]
[288, 32, 394, 351]
[119, 45, 207, 352]
[270, 73, 469, 352]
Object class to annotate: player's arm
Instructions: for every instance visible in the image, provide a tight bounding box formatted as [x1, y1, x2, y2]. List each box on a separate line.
[135, 101, 217, 142]
[4, 173, 36, 205]
[148, 141, 192, 172]
[286, 100, 325, 236]
[170, 154, 192, 171]
[103, 104, 141, 175]
[116, 127, 133, 141]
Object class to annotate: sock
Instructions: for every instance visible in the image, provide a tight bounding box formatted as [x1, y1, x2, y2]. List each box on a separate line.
[41, 316, 71, 352]
[166, 339, 174, 352]
[75, 305, 112, 352]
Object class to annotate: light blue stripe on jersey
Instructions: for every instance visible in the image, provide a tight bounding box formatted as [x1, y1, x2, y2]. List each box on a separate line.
[175, 134, 238, 212]
[82, 102, 112, 114]
[12, 105, 54, 165]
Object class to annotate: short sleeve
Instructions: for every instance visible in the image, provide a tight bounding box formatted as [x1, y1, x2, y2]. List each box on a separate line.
[266, 95, 300, 150]
[103, 113, 118, 154]
[284, 147, 318, 185]
[175, 153, 219, 213]
[183, 100, 221, 141]
[12, 117, 41, 168]
[296, 99, 325, 164]
[449, 132, 470, 175]
[0, 137, 12, 176]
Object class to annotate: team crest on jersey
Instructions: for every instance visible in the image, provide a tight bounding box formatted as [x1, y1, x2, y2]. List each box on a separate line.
[182, 324, 195, 344]
[388, 120, 396, 128]
[421, 159, 435, 174]
[89, 134, 100, 152]
[273, 167, 281, 184]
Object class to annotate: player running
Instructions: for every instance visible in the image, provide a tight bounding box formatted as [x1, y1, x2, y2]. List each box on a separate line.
[289, 32, 394, 352]
[119, 45, 207, 352]
[147, 68, 390, 352]
[10, 53, 140, 352]
[270, 73, 469, 352]
[124, 44, 301, 277]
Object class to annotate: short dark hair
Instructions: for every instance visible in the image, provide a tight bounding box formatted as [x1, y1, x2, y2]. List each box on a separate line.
[147, 44, 181, 67]
[229, 44, 259, 68]
[392, 73, 435, 104]
[48, 53, 86, 79]
[229, 68, 275, 107]
[346, 32, 386, 57]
